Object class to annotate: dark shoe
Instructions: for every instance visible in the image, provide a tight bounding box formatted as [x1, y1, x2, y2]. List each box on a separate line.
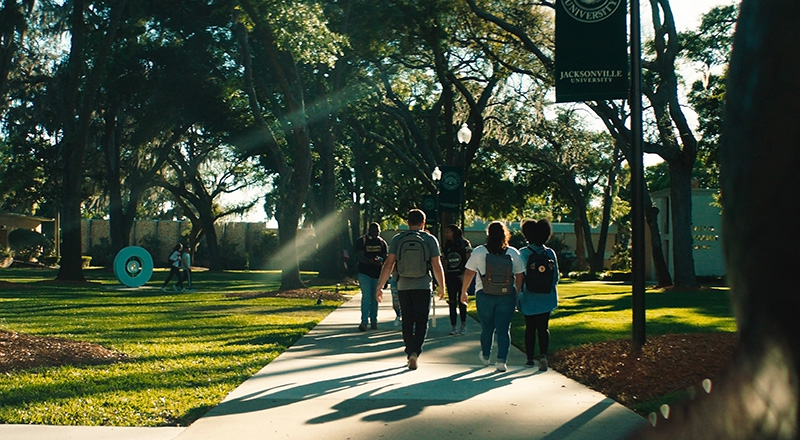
[358, 323, 367, 332]
[408, 353, 418, 370]
[539, 355, 548, 372]
[370, 322, 378, 330]
[525, 359, 535, 368]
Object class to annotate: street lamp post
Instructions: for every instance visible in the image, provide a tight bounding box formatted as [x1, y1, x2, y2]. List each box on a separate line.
[430, 166, 442, 238]
[456, 123, 472, 229]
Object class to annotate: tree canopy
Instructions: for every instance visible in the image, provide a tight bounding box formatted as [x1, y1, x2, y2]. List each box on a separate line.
[0, 0, 734, 285]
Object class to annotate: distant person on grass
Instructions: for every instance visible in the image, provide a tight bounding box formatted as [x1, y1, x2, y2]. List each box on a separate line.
[518, 219, 559, 371]
[180, 245, 193, 292]
[356, 222, 387, 331]
[161, 243, 184, 292]
[460, 221, 524, 372]
[376, 209, 445, 370]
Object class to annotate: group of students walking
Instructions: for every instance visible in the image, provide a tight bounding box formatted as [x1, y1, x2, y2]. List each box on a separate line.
[356, 209, 558, 372]
[161, 242, 194, 292]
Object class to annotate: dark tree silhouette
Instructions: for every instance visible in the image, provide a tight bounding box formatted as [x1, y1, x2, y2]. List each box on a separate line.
[627, 1, 800, 438]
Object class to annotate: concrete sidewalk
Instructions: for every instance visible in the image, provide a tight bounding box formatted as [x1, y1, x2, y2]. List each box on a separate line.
[1, 292, 647, 440]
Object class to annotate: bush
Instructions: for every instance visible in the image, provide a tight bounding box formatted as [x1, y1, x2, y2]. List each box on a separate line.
[568, 271, 601, 281]
[8, 229, 53, 261]
[609, 244, 632, 271]
[600, 270, 632, 282]
[87, 238, 114, 268]
[137, 235, 164, 267]
[218, 239, 248, 270]
[248, 230, 280, 270]
[39, 256, 59, 266]
[0, 247, 11, 267]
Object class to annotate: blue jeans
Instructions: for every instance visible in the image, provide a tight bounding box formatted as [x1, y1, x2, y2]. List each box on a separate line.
[476, 290, 517, 362]
[359, 273, 380, 325]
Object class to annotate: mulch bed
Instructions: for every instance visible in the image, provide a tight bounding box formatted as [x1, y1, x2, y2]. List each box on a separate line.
[550, 332, 738, 411]
[0, 330, 128, 373]
[225, 288, 346, 302]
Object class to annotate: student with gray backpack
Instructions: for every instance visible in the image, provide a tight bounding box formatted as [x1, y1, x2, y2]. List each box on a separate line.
[459, 221, 525, 372]
[375, 209, 446, 371]
[518, 219, 559, 371]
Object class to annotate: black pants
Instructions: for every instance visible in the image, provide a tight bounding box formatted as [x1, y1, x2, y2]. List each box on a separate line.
[162, 266, 183, 288]
[445, 275, 467, 326]
[524, 312, 551, 360]
[398, 289, 431, 357]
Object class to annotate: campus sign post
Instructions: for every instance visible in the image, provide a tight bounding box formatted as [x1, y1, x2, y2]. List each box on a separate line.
[555, 0, 646, 349]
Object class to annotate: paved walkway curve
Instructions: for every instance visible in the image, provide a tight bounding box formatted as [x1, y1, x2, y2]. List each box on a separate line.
[1, 292, 646, 440]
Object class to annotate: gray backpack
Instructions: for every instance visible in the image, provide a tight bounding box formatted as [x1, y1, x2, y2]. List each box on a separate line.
[396, 231, 430, 278]
[481, 252, 514, 295]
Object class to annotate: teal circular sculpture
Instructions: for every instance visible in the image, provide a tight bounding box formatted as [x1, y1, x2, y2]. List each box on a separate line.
[113, 246, 153, 287]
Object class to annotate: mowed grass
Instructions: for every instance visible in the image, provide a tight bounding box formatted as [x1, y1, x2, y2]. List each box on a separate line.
[0, 268, 347, 427]
[511, 280, 737, 354]
[0, 269, 737, 427]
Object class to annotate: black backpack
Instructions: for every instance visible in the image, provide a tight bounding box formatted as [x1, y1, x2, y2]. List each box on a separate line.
[524, 246, 555, 293]
[481, 251, 514, 295]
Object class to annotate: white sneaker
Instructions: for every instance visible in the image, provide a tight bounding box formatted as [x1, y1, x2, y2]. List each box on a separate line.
[478, 351, 490, 366]
[449, 326, 458, 335]
[495, 361, 507, 372]
[539, 355, 548, 372]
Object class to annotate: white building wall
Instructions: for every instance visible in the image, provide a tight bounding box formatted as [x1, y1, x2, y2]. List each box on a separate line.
[649, 188, 725, 280]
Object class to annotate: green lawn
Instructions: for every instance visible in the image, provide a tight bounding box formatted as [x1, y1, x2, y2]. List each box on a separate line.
[0, 269, 736, 427]
[511, 280, 737, 354]
[0, 268, 346, 426]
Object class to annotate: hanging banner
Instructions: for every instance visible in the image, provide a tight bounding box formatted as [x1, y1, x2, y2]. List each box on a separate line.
[555, 0, 628, 103]
[437, 166, 462, 213]
[422, 194, 438, 222]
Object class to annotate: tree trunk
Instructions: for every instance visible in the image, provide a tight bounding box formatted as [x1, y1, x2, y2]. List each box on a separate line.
[645, 205, 673, 287]
[573, 219, 588, 271]
[277, 210, 304, 290]
[668, 163, 699, 288]
[55, 0, 126, 281]
[56, 140, 87, 282]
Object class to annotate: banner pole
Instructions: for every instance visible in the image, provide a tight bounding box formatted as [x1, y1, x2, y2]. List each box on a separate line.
[630, 0, 646, 350]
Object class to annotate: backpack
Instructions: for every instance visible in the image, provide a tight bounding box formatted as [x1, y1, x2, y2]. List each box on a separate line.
[167, 251, 179, 268]
[525, 246, 555, 293]
[396, 231, 430, 278]
[480, 251, 514, 295]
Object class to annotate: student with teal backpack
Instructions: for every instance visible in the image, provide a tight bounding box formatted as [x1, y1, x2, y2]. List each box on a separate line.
[460, 221, 525, 372]
[518, 219, 559, 371]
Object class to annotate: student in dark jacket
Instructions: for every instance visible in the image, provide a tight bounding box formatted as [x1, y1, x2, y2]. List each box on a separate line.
[442, 224, 472, 335]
